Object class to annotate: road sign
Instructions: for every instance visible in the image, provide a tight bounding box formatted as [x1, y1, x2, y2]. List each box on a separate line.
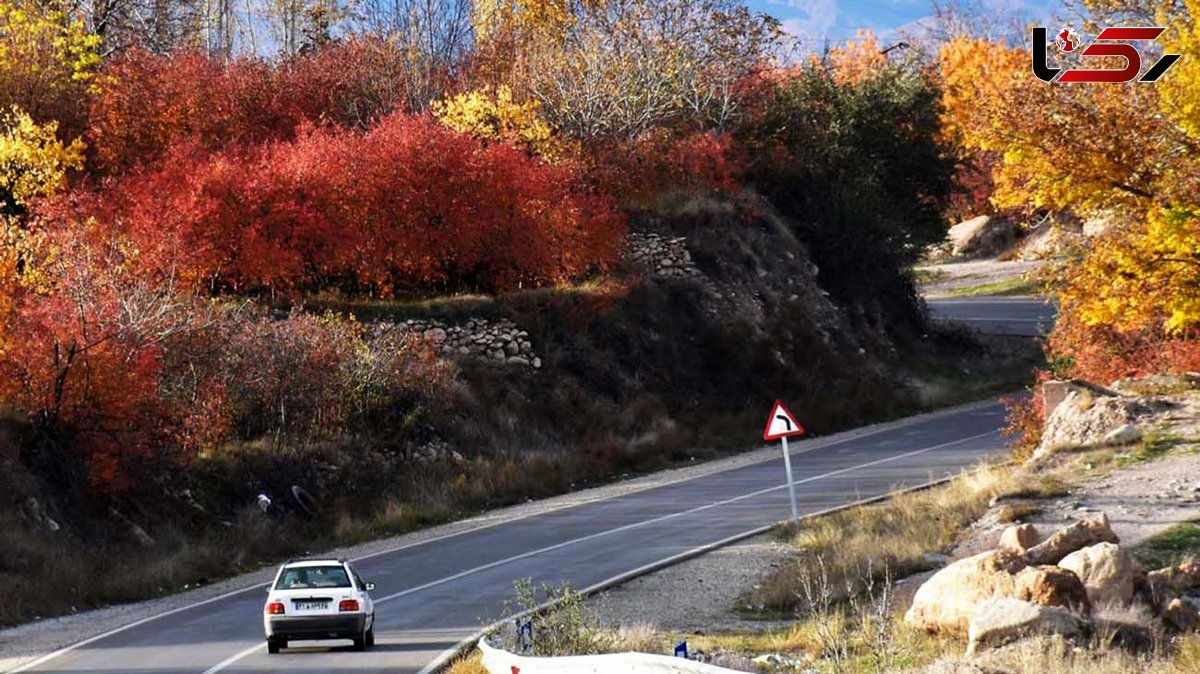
[763, 400, 805, 441]
[763, 400, 805, 522]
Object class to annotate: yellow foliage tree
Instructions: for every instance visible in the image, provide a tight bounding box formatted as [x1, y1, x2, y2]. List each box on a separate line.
[473, 0, 583, 42]
[0, 106, 84, 217]
[0, 0, 101, 131]
[1158, 0, 1200, 139]
[432, 86, 570, 159]
[1060, 207, 1200, 334]
[0, 106, 82, 355]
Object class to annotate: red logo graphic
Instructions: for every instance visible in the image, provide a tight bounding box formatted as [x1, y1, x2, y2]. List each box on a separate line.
[1056, 27, 1079, 52]
[1032, 26, 1182, 83]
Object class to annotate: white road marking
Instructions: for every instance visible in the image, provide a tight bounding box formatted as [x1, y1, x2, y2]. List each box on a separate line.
[201, 429, 999, 673]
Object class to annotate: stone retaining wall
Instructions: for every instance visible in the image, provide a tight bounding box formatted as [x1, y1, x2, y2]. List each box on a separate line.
[627, 232, 700, 278]
[387, 318, 541, 368]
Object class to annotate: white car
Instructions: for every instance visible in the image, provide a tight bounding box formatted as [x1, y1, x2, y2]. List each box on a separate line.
[263, 558, 376, 654]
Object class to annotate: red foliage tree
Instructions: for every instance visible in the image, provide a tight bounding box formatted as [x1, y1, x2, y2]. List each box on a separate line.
[49, 114, 625, 295]
[584, 130, 744, 204]
[87, 39, 432, 174]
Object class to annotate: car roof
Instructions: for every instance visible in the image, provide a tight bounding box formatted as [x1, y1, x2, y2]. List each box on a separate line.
[282, 558, 348, 568]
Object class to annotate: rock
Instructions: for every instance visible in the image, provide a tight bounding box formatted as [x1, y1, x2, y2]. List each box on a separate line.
[1016, 219, 1067, 260]
[1147, 560, 1200, 600]
[1041, 380, 1075, 419]
[504, 340, 519, 356]
[751, 653, 807, 669]
[966, 598, 1086, 654]
[1163, 598, 1200, 632]
[422, 327, 448, 345]
[1024, 513, 1119, 566]
[1058, 542, 1136, 606]
[999, 524, 1040, 553]
[948, 215, 1017, 258]
[1037, 386, 1166, 455]
[904, 549, 1027, 635]
[507, 356, 530, 367]
[1103, 424, 1141, 446]
[1013, 566, 1090, 614]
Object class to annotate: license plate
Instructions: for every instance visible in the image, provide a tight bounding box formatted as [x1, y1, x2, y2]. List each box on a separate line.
[294, 601, 327, 611]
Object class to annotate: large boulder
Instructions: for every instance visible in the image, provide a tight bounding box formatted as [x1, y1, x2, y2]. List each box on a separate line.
[1037, 387, 1167, 456]
[1024, 513, 1119, 566]
[947, 215, 1017, 258]
[966, 598, 1086, 654]
[905, 549, 1027, 635]
[1014, 566, 1091, 614]
[1058, 542, 1136, 606]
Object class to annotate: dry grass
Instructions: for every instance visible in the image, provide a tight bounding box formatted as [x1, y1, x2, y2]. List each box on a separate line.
[689, 619, 957, 673]
[755, 465, 1018, 613]
[927, 634, 1200, 674]
[444, 652, 487, 674]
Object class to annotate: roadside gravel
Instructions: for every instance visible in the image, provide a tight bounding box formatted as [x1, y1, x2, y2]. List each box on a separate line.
[592, 535, 792, 634]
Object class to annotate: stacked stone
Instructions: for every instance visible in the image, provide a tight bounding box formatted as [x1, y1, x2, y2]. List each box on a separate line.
[391, 318, 541, 368]
[627, 232, 700, 278]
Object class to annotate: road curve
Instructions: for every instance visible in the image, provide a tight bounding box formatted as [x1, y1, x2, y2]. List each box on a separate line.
[9, 397, 1014, 674]
[927, 296, 1056, 336]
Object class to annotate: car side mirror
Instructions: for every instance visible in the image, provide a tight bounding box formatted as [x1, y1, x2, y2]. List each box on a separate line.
[366, 582, 375, 591]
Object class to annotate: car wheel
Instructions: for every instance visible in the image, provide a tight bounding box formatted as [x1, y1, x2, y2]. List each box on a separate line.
[353, 633, 366, 651]
[267, 638, 281, 655]
[365, 624, 375, 648]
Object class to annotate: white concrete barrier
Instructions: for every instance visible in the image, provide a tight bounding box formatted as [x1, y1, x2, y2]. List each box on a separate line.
[478, 641, 746, 674]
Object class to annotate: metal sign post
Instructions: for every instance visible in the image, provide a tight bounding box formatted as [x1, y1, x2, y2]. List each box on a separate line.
[780, 435, 799, 523]
[762, 399, 805, 524]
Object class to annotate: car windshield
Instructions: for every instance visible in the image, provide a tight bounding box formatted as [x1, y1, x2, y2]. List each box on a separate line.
[275, 565, 352, 590]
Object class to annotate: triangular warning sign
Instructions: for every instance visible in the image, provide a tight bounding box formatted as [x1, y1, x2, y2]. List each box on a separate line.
[763, 400, 805, 441]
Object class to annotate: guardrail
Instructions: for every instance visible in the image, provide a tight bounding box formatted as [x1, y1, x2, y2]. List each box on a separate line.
[479, 641, 745, 674]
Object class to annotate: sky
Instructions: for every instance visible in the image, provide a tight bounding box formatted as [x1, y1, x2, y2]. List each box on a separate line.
[745, 0, 1061, 49]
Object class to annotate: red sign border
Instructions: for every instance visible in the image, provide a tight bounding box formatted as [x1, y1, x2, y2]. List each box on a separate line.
[763, 399, 805, 441]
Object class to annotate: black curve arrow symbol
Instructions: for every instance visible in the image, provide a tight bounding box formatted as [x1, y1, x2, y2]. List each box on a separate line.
[776, 414, 792, 431]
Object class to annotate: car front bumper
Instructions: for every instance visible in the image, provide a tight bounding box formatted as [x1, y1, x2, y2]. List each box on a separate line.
[264, 613, 367, 640]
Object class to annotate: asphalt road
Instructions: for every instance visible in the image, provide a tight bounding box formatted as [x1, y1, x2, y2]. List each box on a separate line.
[927, 296, 1056, 336]
[7, 297, 1049, 674]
